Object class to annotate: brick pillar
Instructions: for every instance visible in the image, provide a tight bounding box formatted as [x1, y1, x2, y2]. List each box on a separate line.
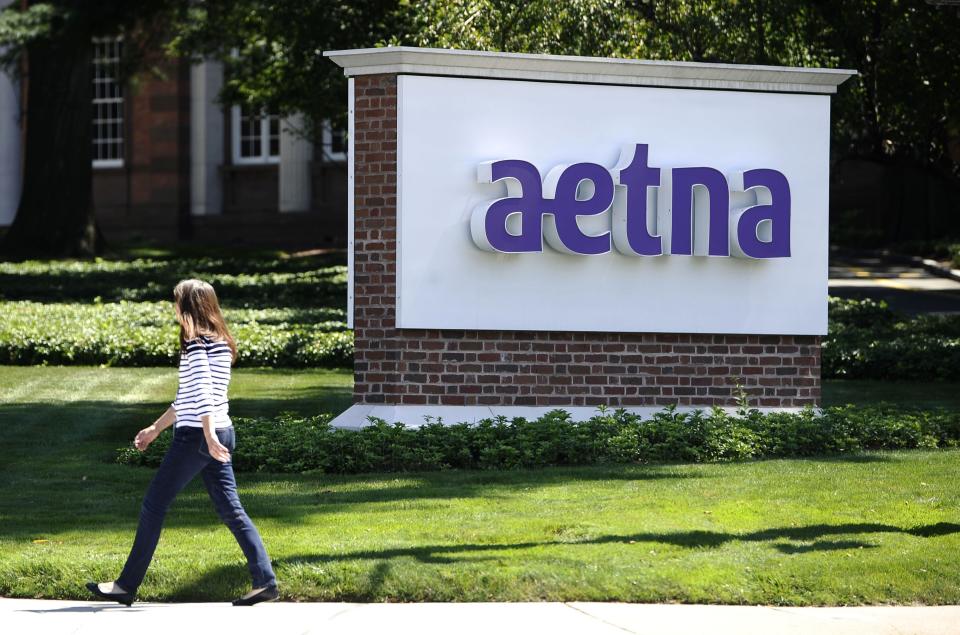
[351, 73, 821, 410]
[353, 74, 399, 405]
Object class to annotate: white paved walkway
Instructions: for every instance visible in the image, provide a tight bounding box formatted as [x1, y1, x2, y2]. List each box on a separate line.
[3, 599, 959, 635]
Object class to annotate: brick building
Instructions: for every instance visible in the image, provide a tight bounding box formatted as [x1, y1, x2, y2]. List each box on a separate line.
[0, 34, 347, 248]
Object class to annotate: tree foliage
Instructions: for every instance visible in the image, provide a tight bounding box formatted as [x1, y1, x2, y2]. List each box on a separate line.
[805, 0, 960, 172]
[0, 0, 957, 256]
[167, 0, 402, 133]
[398, 0, 643, 56]
[165, 0, 960, 176]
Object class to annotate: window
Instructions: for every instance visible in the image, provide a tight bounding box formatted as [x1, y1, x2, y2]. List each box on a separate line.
[231, 105, 280, 164]
[321, 120, 347, 162]
[91, 37, 124, 168]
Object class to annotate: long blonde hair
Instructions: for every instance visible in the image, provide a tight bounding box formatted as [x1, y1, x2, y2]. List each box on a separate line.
[173, 279, 237, 363]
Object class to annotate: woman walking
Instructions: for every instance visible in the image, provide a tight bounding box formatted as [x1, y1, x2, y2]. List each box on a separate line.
[86, 279, 278, 607]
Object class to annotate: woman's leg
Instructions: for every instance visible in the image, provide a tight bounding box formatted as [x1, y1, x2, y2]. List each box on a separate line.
[201, 442, 277, 589]
[115, 428, 209, 594]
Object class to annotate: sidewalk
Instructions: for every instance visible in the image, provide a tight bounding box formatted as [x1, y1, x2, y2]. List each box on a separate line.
[829, 248, 960, 315]
[3, 598, 959, 635]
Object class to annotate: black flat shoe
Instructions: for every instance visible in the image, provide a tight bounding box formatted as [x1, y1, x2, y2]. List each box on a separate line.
[232, 584, 279, 606]
[85, 581, 134, 607]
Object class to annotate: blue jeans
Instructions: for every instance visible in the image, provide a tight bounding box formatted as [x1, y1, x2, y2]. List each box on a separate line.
[116, 425, 277, 593]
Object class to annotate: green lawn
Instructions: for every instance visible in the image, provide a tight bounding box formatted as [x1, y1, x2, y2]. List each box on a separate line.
[1, 366, 959, 605]
[822, 379, 960, 410]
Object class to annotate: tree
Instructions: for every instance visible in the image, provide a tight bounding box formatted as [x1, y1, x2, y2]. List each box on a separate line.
[805, 0, 960, 172]
[165, 0, 644, 133]
[187, 0, 958, 181]
[168, 0, 403, 137]
[399, 0, 643, 57]
[0, 1, 183, 259]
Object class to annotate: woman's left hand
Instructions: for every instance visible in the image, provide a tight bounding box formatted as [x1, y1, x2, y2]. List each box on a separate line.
[205, 436, 231, 463]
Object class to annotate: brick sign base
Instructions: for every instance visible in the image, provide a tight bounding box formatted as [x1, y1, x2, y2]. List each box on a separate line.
[349, 73, 820, 418]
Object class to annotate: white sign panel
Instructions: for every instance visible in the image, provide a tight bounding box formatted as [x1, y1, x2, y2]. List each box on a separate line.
[396, 74, 830, 335]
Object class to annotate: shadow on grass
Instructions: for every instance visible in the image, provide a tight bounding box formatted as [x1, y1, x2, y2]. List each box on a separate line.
[12, 521, 960, 603]
[157, 522, 960, 601]
[0, 463, 714, 539]
[0, 397, 352, 449]
[263, 521, 960, 563]
[749, 453, 894, 465]
[590, 522, 960, 551]
[231, 395, 353, 419]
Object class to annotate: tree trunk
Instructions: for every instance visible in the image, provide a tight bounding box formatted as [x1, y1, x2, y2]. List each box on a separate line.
[0, 27, 100, 259]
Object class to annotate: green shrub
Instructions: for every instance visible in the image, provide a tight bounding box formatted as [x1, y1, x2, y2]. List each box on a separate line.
[823, 297, 960, 380]
[0, 301, 352, 367]
[827, 296, 897, 329]
[0, 255, 347, 307]
[115, 404, 960, 474]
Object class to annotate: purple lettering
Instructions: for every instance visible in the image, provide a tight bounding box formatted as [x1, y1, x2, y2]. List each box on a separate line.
[612, 144, 661, 256]
[471, 145, 791, 260]
[670, 167, 729, 257]
[544, 162, 614, 255]
[732, 169, 791, 259]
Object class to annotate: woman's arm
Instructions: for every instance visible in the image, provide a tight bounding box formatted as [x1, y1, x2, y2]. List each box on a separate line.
[133, 406, 176, 451]
[153, 405, 176, 432]
[202, 414, 231, 463]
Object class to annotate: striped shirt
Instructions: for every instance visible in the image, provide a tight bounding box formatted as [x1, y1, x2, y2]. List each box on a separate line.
[171, 335, 232, 429]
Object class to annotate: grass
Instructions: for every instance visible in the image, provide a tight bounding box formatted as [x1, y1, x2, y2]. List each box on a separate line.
[1, 366, 959, 605]
[822, 380, 960, 410]
[0, 366, 353, 419]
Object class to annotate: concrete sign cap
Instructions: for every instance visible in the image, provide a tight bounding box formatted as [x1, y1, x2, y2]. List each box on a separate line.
[324, 46, 857, 94]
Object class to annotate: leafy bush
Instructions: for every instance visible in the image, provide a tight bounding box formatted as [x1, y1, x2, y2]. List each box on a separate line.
[826, 296, 898, 329]
[823, 297, 960, 380]
[115, 405, 960, 474]
[0, 301, 352, 367]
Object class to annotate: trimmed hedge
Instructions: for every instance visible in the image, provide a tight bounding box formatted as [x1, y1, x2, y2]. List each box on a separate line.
[6, 297, 958, 376]
[823, 297, 960, 380]
[0, 301, 352, 367]
[116, 405, 960, 474]
[3, 254, 957, 380]
[0, 256, 347, 307]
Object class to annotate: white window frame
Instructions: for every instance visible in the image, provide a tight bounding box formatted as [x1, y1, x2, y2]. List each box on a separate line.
[321, 119, 347, 162]
[231, 105, 280, 165]
[91, 36, 124, 169]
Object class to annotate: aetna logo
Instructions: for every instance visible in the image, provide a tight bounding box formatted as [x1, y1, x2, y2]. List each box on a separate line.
[471, 143, 791, 259]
